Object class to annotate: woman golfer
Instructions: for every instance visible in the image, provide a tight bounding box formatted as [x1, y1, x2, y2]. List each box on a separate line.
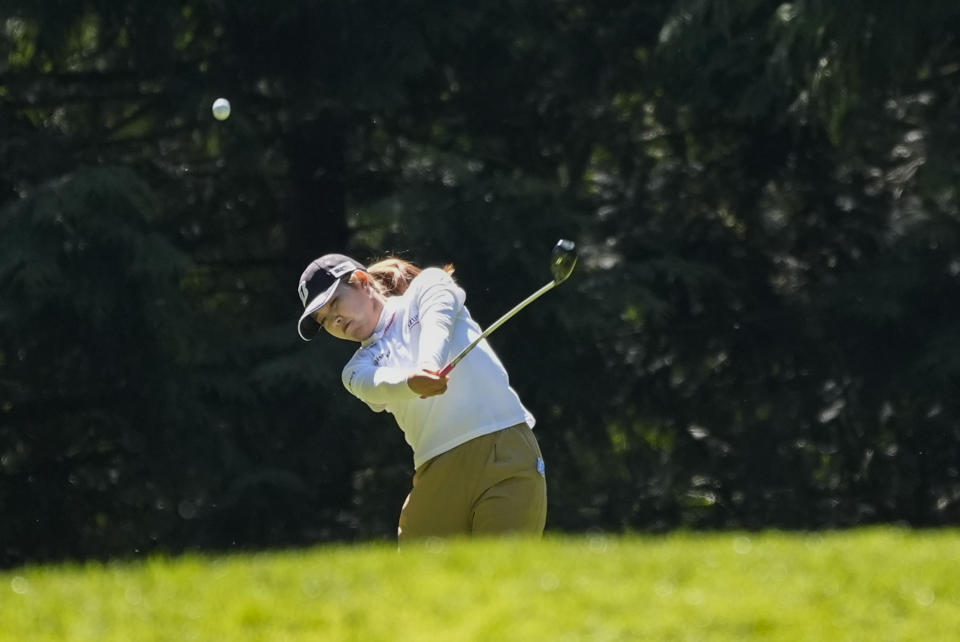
[296, 253, 547, 542]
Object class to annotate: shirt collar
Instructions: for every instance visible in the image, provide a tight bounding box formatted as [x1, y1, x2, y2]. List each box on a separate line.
[360, 297, 398, 348]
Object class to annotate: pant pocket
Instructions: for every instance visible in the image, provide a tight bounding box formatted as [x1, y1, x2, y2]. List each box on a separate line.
[493, 425, 538, 469]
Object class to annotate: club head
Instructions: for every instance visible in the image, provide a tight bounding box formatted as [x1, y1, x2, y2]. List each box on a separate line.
[551, 239, 578, 284]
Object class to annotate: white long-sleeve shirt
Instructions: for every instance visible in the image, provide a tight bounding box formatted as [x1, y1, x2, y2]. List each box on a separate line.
[341, 268, 535, 469]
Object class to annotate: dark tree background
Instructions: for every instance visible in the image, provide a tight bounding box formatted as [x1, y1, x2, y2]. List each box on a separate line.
[2, 0, 960, 567]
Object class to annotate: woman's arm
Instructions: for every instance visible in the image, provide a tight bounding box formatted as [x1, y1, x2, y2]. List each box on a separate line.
[342, 363, 448, 409]
[342, 362, 416, 409]
[413, 268, 466, 371]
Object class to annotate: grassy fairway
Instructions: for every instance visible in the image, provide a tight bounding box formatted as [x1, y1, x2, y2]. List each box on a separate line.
[2, 528, 958, 641]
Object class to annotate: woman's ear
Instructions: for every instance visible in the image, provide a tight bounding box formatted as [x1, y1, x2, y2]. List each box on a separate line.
[354, 270, 371, 289]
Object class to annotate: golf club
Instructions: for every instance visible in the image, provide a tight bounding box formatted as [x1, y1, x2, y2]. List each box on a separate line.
[437, 239, 578, 377]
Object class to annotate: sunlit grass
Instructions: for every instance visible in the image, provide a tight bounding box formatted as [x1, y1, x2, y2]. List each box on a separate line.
[2, 528, 958, 641]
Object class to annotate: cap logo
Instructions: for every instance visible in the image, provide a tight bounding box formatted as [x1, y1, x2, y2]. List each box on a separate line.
[298, 281, 309, 306]
[329, 261, 355, 278]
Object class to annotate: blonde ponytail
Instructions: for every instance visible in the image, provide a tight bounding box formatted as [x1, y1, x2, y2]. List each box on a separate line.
[361, 257, 455, 296]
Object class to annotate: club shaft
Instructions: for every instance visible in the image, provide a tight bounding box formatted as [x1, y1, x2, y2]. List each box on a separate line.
[439, 280, 557, 376]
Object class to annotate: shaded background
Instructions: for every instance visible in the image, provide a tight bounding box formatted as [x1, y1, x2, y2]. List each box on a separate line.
[2, 0, 959, 567]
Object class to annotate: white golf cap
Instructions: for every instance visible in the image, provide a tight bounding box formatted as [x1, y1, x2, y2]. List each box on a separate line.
[296, 254, 366, 341]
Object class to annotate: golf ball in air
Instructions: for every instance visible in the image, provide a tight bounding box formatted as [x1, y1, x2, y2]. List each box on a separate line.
[212, 98, 231, 121]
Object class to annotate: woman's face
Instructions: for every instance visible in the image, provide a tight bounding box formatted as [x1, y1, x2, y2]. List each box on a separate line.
[312, 276, 381, 342]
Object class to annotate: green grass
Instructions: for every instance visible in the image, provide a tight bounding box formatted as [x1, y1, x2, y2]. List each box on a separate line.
[2, 528, 958, 641]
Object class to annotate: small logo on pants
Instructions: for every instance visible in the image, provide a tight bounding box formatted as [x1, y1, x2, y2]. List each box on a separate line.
[536, 457, 546, 477]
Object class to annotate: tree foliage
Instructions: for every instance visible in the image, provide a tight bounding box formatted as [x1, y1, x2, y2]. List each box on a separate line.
[2, 0, 960, 566]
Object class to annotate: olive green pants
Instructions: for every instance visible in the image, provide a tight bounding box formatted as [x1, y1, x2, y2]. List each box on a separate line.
[398, 424, 547, 543]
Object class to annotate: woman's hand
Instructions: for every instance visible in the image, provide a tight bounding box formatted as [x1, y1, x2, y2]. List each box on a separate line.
[407, 369, 449, 398]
